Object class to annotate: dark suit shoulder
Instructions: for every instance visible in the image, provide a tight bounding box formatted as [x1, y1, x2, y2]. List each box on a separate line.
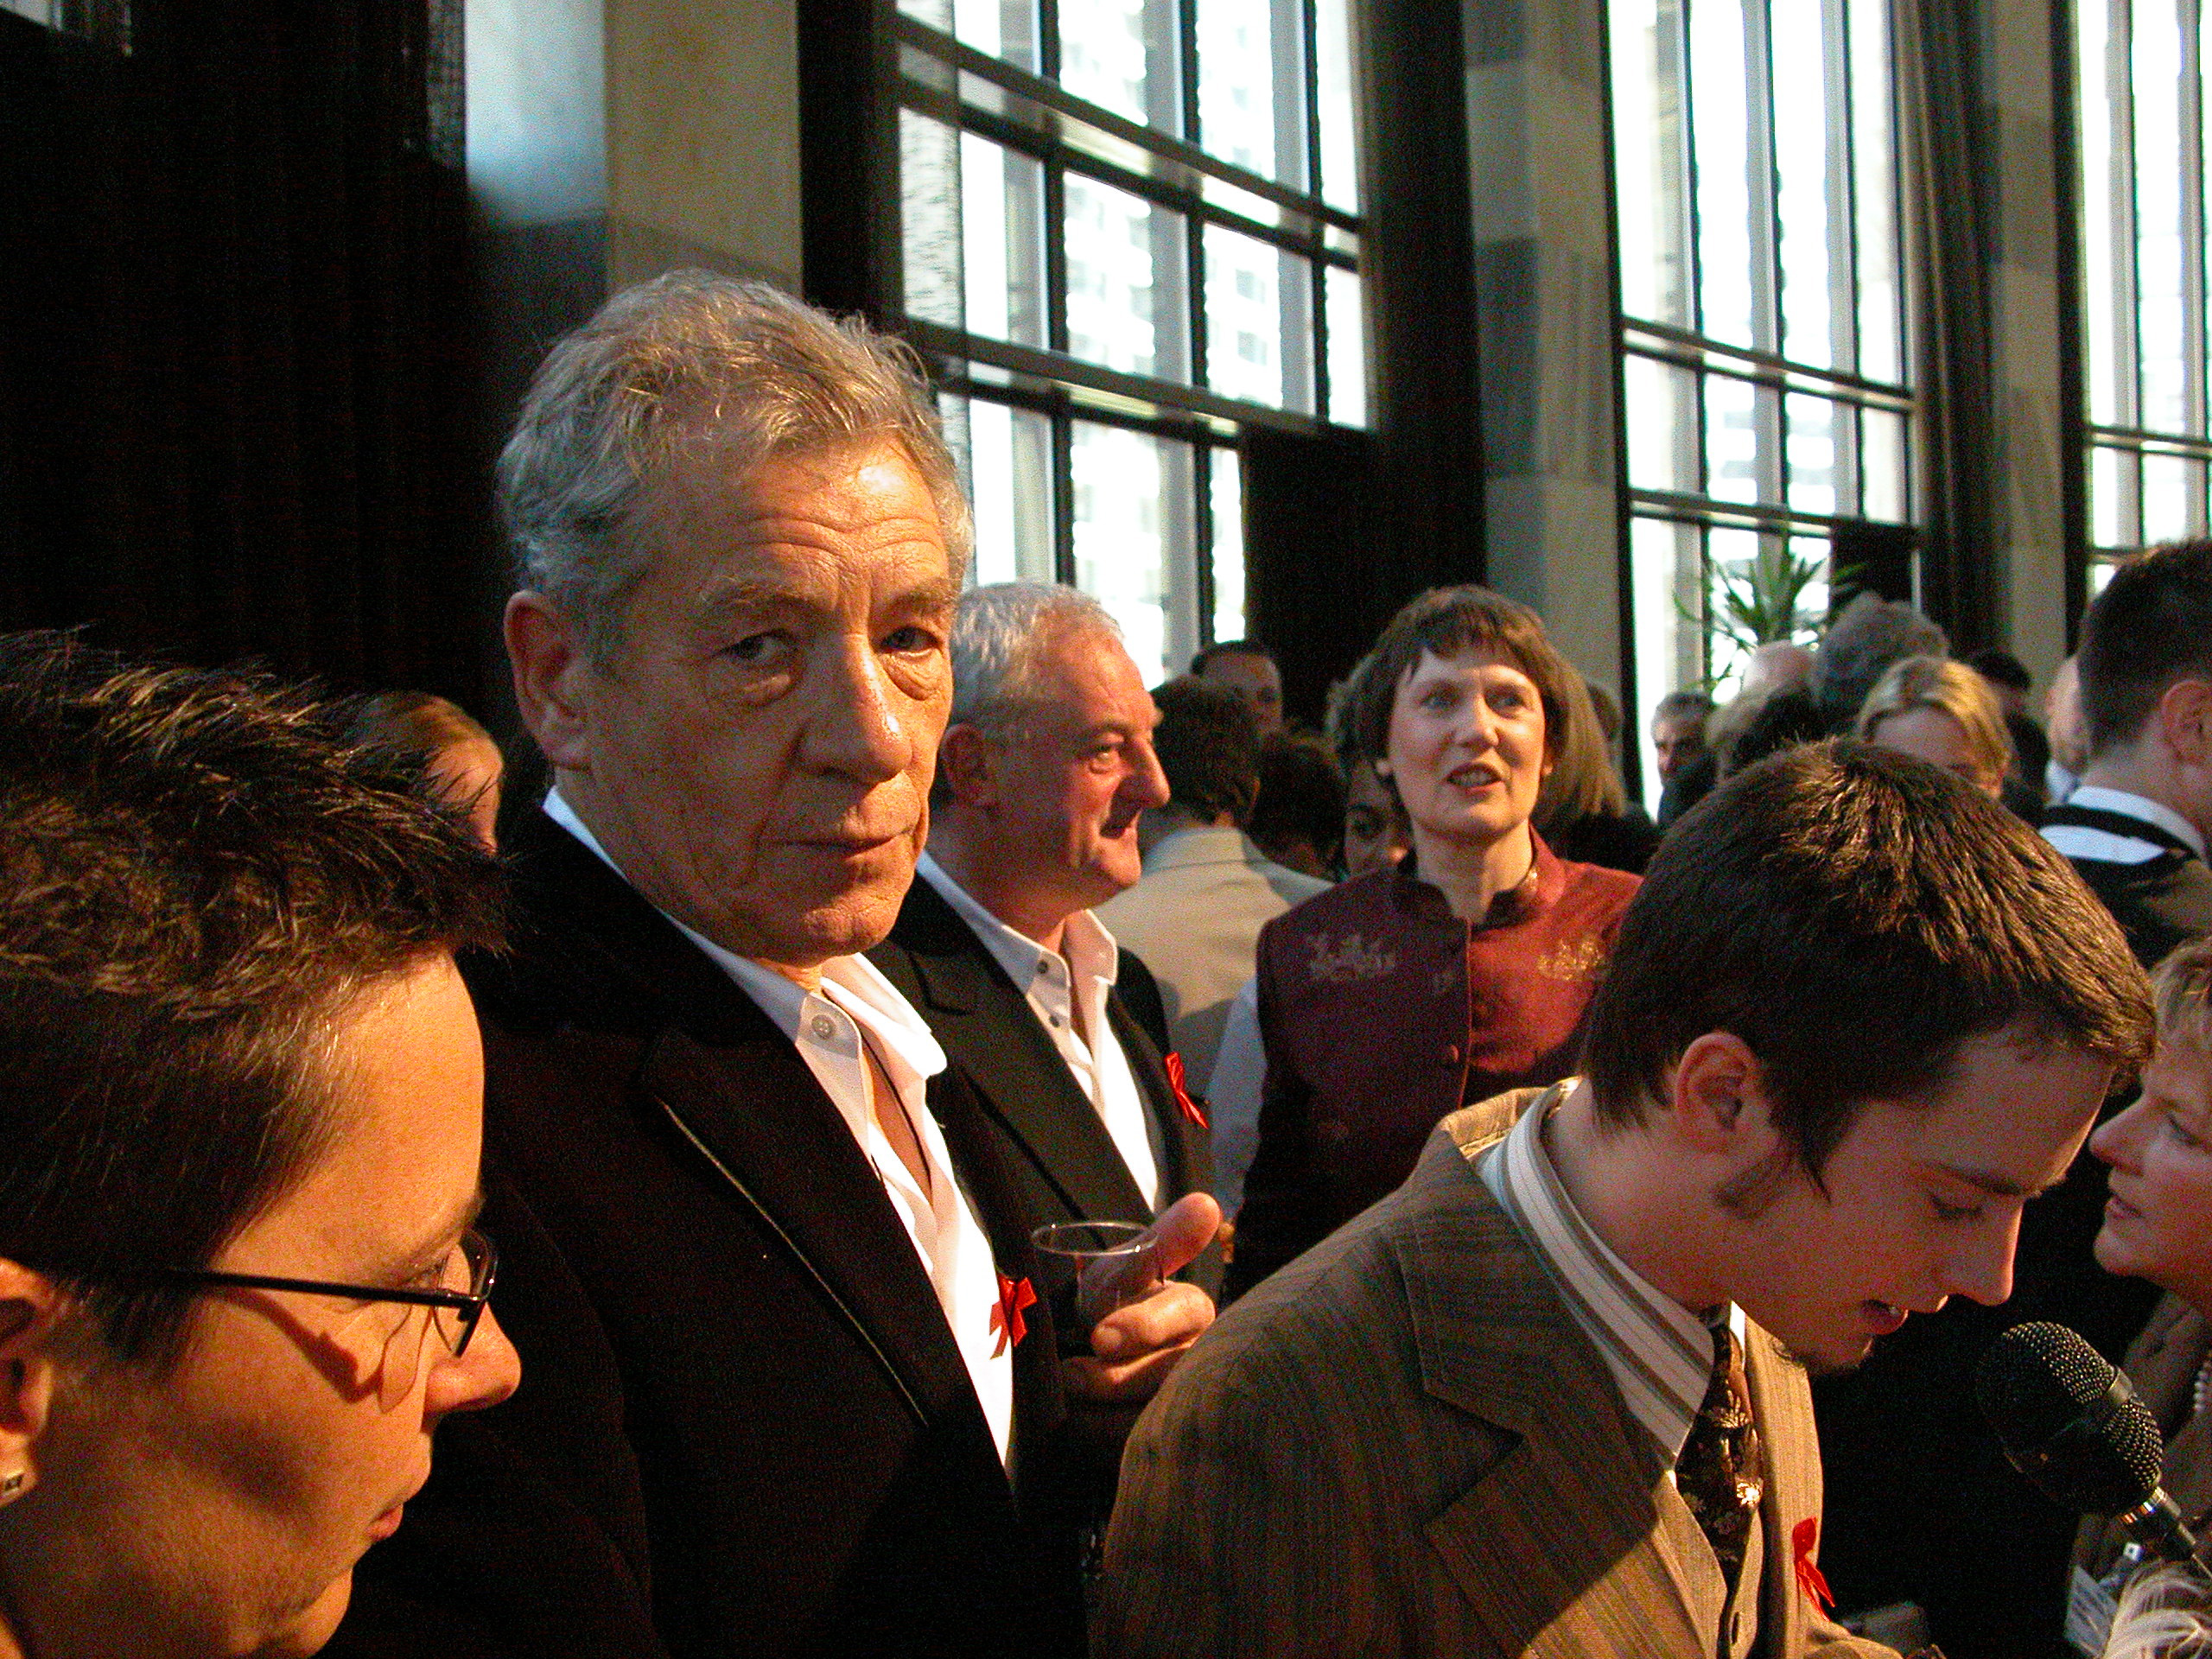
[1113, 948, 1173, 1058]
[2063, 847, 2212, 969]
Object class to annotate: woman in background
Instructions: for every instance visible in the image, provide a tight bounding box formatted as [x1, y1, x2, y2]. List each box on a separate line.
[1229, 587, 1640, 1296]
[1855, 654, 2012, 801]
[2076, 938, 2212, 1651]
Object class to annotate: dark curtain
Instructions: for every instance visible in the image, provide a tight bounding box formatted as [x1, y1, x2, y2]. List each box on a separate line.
[1358, 0, 1486, 595]
[0, 0, 499, 707]
[1243, 425, 1376, 730]
[1896, 0, 2000, 651]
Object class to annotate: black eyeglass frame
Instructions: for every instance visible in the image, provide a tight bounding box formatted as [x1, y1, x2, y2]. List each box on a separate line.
[137, 1227, 498, 1359]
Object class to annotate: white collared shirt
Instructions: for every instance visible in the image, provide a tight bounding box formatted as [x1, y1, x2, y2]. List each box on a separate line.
[1480, 1080, 1745, 1471]
[917, 853, 1166, 1210]
[544, 790, 1014, 1463]
[2044, 784, 2209, 866]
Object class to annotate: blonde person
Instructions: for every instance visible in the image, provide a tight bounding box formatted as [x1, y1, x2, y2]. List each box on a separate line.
[2075, 938, 2212, 1654]
[344, 690, 505, 850]
[1854, 653, 2012, 800]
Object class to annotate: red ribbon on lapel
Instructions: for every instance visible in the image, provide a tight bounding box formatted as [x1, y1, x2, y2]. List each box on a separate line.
[1163, 1052, 1208, 1129]
[1792, 1517, 1834, 1615]
[989, 1273, 1036, 1357]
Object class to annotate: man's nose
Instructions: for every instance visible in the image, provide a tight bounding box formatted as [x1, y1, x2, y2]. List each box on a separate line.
[802, 640, 912, 782]
[428, 1304, 522, 1420]
[1942, 1216, 2018, 1309]
[1127, 736, 1171, 812]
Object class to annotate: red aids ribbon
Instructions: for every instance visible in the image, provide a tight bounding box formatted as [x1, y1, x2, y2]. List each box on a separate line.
[989, 1273, 1036, 1357]
[1163, 1052, 1208, 1129]
[1792, 1517, 1835, 1615]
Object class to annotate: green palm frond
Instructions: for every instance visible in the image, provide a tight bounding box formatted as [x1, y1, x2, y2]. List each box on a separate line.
[1708, 540, 1825, 652]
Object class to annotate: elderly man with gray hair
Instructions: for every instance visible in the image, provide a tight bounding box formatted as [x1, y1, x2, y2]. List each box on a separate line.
[873, 585, 1223, 1387]
[330, 277, 1126, 1659]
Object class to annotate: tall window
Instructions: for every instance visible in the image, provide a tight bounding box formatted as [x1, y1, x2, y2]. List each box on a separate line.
[1610, 0, 1911, 767]
[0, 0, 129, 50]
[2075, 0, 2212, 594]
[893, 0, 1363, 684]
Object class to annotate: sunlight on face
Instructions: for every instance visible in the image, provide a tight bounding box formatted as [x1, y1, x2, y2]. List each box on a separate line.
[556, 438, 957, 970]
[2094, 1032, 2212, 1308]
[1382, 646, 1550, 851]
[1866, 706, 2000, 798]
[1728, 1030, 2110, 1374]
[26, 957, 518, 1657]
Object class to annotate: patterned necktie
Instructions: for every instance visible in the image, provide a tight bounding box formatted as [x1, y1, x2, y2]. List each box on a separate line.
[1676, 1324, 1764, 1586]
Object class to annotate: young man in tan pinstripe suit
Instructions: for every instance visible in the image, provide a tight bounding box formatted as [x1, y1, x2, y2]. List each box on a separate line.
[1099, 741, 2152, 1659]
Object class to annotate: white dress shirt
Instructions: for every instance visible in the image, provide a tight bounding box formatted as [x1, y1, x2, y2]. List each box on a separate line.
[916, 853, 1167, 1210]
[545, 791, 1015, 1463]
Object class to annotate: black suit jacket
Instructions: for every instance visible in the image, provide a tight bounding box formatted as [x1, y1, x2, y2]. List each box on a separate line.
[2041, 798, 2212, 969]
[330, 808, 1085, 1659]
[868, 874, 1216, 1299]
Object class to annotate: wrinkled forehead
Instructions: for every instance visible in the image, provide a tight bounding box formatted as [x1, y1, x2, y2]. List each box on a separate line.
[1009, 627, 1157, 738]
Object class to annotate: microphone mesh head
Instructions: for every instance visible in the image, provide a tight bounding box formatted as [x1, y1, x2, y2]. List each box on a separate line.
[1977, 1321, 2117, 1439]
[1976, 1321, 2164, 1515]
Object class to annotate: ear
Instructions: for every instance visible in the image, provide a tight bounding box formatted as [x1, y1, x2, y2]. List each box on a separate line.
[936, 723, 1000, 810]
[2156, 677, 2212, 771]
[1664, 1031, 1773, 1157]
[505, 592, 597, 772]
[0, 1261, 69, 1504]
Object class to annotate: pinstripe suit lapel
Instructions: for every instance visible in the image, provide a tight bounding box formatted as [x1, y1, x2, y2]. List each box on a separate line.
[1747, 1321, 1820, 1655]
[1395, 1172, 1708, 1658]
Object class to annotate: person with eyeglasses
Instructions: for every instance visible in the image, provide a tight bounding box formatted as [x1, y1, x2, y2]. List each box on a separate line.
[0, 632, 519, 1659]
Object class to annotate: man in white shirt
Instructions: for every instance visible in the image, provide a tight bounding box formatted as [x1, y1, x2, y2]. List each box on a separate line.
[2041, 541, 2212, 970]
[335, 276, 1206, 1659]
[874, 584, 1225, 1352]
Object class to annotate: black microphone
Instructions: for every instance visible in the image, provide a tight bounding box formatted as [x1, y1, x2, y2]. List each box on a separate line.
[1975, 1321, 2200, 1566]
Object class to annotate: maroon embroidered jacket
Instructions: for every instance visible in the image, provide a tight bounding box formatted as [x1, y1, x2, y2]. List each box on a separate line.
[1228, 835, 1638, 1297]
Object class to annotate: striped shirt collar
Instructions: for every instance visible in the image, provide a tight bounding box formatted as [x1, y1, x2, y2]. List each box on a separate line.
[2063, 785, 2208, 861]
[1479, 1080, 1742, 1467]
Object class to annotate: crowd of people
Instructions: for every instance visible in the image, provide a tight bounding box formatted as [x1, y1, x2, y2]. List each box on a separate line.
[5, 271, 2212, 1659]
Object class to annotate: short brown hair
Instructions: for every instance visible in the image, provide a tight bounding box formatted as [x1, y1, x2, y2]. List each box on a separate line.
[1344, 586, 1577, 785]
[2080, 538, 2212, 757]
[1583, 741, 2152, 1177]
[0, 635, 505, 1365]
[1536, 669, 1628, 830]
[1153, 677, 1261, 823]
